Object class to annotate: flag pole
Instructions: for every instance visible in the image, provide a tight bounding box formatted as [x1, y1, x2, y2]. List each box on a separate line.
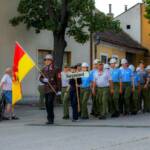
[34, 65, 57, 94]
[75, 78, 80, 113]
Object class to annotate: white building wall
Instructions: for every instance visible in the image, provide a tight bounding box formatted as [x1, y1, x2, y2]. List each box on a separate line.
[66, 36, 90, 65]
[115, 4, 141, 43]
[0, 0, 90, 98]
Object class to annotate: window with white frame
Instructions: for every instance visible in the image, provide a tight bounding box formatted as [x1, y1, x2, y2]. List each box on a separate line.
[100, 53, 108, 63]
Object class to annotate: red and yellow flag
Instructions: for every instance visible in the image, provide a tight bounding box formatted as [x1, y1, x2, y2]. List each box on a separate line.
[12, 42, 35, 105]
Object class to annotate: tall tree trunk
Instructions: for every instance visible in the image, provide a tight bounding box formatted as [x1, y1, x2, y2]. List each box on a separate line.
[53, 31, 67, 70]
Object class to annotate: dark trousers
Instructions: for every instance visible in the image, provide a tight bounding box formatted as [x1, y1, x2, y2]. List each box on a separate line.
[45, 93, 55, 122]
[119, 94, 124, 114]
[70, 91, 78, 120]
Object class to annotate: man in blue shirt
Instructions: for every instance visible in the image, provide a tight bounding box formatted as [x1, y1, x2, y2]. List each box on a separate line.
[120, 58, 133, 115]
[90, 59, 99, 117]
[110, 58, 122, 117]
[129, 65, 140, 115]
[61, 65, 70, 119]
[80, 62, 92, 119]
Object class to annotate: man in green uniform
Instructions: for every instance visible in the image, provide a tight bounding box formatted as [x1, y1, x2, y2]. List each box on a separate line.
[80, 62, 92, 119]
[61, 65, 70, 119]
[93, 61, 113, 119]
[110, 58, 122, 117]
[120, 58, 133, 115]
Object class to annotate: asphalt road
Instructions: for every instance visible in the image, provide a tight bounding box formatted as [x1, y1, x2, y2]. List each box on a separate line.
[0, 105, 150, 150]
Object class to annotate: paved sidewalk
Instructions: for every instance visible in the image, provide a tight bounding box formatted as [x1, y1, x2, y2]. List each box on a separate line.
[0, 105, 150, 150]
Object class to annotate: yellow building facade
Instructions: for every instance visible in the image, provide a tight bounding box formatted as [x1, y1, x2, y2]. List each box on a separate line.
[141, 4, 150, 64]
[93, 31, 146, 67]
[95, 43, 145, 67]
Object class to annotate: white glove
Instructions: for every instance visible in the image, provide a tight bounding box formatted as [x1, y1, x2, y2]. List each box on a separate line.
[56, 91, 61, 96]
[43, 78, 49, 83]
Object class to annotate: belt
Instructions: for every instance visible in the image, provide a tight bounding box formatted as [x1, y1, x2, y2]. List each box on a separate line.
[113, 82, 120, 85]
[97, 87, 109, 89]
[81, 87, 90, 89]
[140, 83, 145, 86]
[122, 82, 131, 85]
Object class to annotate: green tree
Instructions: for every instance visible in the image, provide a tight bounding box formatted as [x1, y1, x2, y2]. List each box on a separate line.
[145, 0, 150, 22]
[10, 0, 120, 69]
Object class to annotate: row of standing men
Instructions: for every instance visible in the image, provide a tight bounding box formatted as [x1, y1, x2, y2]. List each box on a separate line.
[39, 54, 150, 124]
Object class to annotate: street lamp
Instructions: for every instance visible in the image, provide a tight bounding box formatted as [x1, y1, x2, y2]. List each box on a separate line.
[94, 33, 101, 59]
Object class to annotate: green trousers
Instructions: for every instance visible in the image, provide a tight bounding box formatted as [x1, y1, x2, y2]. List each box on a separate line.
[143, 86, 150, 112]
[110, 83, 120, 114]
[122, 83, 132, 114]
[96, 87, 109, 117]
[130, 87, 139, 113]
[38, 85, 45, 108]
[91, 91, 100, 116]
[61, 87, 70, 117]
[148, 86, 150, 111]
[80, 88, 90, 118]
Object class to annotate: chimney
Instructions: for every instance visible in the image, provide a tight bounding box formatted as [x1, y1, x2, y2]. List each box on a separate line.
[107, 4, 114, 18]
[125, 5, 128, 11]
[109, 4, 112, 13]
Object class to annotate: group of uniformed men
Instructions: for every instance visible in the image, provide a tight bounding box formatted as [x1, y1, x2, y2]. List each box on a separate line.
[39, 54, 150, 124]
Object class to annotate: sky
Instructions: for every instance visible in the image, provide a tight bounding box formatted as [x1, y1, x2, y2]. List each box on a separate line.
[95, 0, 143, 17]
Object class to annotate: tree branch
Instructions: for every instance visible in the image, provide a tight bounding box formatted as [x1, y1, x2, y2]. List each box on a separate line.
[47, 0, 55, 21]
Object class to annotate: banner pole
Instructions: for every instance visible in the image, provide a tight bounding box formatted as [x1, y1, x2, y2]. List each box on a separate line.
[75, 78, 80, 113]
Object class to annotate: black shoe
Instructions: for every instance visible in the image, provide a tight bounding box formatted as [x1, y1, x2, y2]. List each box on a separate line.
[111, 112, 120, 118]
[78, 112, 81, 117]
[62, 116, 69, 120]
[123, 112, 129, 116]
[40, 107, 46, 110]
[2, 116, 11, 120]
[90, 112, 96, 116]
[99, 116, 106, 120]
[46, 121, 54, 125]
[81, 117, 89, 120]
[72, 119, 79, 122]
[0, 116, 3, 121]
[11, 116, 19, 120]
[131, 111, 137, 115]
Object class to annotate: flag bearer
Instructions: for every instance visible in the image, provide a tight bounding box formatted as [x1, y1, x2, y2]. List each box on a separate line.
[80, 62, 92, 119]
[109, 58, 122, 117]
[93, 61, 113, 119]
[120, 58, 133, 115]
[129, 65, 140, 115]
[40, 54, 59, 125]
[91, 59, 99, 117]
[61, 65, 70, 119]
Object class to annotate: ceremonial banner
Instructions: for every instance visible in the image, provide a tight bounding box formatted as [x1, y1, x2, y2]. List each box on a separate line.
[12, 42, 35, 105]
[66, 72, 89, 79]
